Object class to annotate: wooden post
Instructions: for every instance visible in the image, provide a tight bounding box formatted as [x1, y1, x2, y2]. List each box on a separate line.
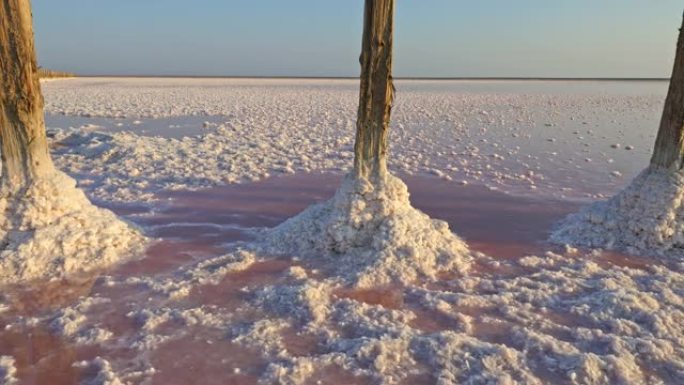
[353, 0, 395, 180]
[0, 0, 54, 190]
[651, 13, 684, 170]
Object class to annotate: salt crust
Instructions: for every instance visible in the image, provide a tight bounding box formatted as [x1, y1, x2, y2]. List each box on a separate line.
[21, 239, 684, 384]
[78, 357, 124, 385]
[0, 170, 145, 284]
[124, 306, 231, 352]
[124, 249, 256, 299]
[15, 79, 680, 384]
[0, 79, 670, 383]
[552, 166, 684, 258]
[48, 296, 113, 345]
[259, 172, 472, 287]
[24, 171, 681, 384]
[0, 356, 16, 385]
[75, 356, 156, 385]
[233, 251, 684, 385]
[9, 173, 681, 384]
[44, 78, 663, 203]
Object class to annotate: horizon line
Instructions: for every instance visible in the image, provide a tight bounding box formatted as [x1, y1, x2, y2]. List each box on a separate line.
[69, 75, 669, 82]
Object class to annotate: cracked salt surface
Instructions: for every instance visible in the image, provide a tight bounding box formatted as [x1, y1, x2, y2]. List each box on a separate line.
[0, 78, 680, 384]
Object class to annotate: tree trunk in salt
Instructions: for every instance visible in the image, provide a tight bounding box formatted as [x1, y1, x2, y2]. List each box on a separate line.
[353, 0, 395, 180]
[651, 13, 684, 170]
[0, 0, 53, 190]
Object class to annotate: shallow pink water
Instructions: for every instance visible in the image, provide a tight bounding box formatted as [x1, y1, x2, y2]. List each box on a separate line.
[156, 173, 581, 258]
[0, 172, 661, 384]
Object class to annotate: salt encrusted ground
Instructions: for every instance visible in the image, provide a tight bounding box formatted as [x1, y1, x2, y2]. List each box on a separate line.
[235, 249, 684, 385]
[0, 356, 16, 385]
[552, 166, 684, 259]
[44, 78, 664, 203]
[0, 171, 145, 284]
[238, 172, 684, 384]
[259, 173, 472, 288]
[0, 78, 681, 385]
[3, 175, 681, 384]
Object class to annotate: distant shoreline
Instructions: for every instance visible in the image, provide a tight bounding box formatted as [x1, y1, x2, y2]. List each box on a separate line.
[72, 75, 668, 82]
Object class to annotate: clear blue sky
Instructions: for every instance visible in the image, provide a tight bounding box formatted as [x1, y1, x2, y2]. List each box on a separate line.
[32, 0, 682, 78]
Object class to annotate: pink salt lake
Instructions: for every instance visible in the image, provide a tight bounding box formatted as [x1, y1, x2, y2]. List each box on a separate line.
[0, 173, 655, 384]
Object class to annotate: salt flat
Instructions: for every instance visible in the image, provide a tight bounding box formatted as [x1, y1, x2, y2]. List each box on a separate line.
[44, 77, 665, 202]
[0, 78, 681, 385]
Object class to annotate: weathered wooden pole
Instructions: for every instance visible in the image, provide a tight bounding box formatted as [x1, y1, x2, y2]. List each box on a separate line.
[651, 13, 684, 170]
[353, 0, 395, 180]
[0, 0, 54, 190]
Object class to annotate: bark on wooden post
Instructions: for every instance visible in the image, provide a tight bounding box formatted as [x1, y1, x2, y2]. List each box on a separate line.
[0, 0, 53, 190]
[651, 13, 684, 170]
[353, 0, 395, 180]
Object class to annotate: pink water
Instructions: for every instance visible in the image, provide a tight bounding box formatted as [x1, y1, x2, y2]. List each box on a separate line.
[0, 173, 662, 384]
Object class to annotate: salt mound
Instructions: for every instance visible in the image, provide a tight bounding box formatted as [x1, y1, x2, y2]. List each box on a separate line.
[259, 172, 471, 287]
[552, 166, 684, 258]
[0, 171, 146, 284]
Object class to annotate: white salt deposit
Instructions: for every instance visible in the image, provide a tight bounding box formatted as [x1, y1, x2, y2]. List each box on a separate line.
[78, 357, 124, 385]
[5, 186, 681, 384]
[552, 166, 684, 258]
[0, 356, 16, 385]
[0, 78, 676, 384]
[0, 171, 145, 284]
[227, 249, 684, 385]
[48, 296, 113, 345]
[43, 78, 665, 202]
[125, 249, 256, 299]
[259, 172, 471, 287]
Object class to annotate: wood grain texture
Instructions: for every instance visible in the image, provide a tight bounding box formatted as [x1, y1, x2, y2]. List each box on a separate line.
[0, 0, 53, 189]
[353, 0, 395, 179]
[651, 13, 684, 170]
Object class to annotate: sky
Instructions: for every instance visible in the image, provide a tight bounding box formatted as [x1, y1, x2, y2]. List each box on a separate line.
[32, 0, 683, 78]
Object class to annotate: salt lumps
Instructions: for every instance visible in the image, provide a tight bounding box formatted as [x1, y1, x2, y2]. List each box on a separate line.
[260, 172, 472, 287]
[552, 166, 684, 258]
[0, 170, 146, 284]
